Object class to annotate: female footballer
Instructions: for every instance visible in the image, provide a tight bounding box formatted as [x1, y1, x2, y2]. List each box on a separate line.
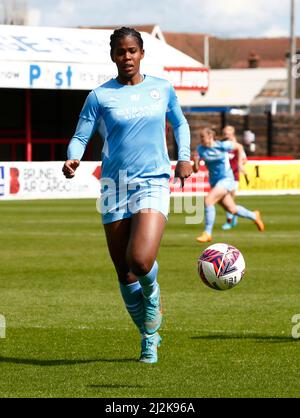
[62, 27, 192, 363]
[192, 127, 264, 243]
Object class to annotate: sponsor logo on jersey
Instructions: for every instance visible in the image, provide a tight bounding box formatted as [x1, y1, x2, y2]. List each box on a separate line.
[130, 94, 140, 102]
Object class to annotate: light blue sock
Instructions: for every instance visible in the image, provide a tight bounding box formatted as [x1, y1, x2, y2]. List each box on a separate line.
[119, 281, 144, 333]
[138, 261, 158, 298]
[205, 205, 216, 235]
[236, 205, 256, 221]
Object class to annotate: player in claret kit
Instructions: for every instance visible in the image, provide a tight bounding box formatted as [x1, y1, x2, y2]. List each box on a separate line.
[62, 27, 192, 363]
[192, 127, 264, 243]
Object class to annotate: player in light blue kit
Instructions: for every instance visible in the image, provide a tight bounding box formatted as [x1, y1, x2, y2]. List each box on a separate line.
[62, 27, 192, 363]
[192, 127, 264, 243]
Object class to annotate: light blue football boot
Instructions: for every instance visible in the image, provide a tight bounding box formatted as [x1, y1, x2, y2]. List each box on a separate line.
[222, 215, 238, 230]
[139, 332, 162, 364]
[143, 284, 162, 335]
[231, 215, 238, 227]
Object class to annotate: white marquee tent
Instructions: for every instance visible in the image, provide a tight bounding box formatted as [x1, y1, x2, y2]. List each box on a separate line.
[0, 24, 208, 92]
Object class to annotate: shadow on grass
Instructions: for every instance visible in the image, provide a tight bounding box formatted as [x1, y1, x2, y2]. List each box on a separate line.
[0, 357, 137, 366]
[191, 334, 298, 343]
[87, 384, 143, 389]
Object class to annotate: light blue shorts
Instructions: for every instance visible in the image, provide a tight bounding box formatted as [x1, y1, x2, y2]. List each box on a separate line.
[99, 178, 170, 224]
[212, 177, 236, 192]
[233, 180, 239, 192]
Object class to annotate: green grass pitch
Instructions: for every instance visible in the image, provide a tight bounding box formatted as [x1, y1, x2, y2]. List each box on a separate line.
[0, 196, 299, 398]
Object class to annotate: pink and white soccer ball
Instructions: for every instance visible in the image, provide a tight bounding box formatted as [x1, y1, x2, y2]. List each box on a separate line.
[198, 243, 245, 290]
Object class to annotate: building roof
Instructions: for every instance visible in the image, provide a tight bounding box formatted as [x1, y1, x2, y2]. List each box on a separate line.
[164, 32, 208, 62]
[80, 24, 300, 69]
[164, 33, 300, 69]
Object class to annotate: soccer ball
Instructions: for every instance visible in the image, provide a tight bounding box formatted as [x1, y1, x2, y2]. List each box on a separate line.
[198, 243, 245, 291]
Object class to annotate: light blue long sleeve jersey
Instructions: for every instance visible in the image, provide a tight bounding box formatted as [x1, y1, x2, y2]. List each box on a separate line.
[197, 141, 234, 186]
[67, 75, 191, 184]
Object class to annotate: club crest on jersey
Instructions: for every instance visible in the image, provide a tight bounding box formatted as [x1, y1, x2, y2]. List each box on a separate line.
[150, 89, 160, 100]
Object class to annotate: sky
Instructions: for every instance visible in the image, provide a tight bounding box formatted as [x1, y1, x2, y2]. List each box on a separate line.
[28, 0, 300, 38]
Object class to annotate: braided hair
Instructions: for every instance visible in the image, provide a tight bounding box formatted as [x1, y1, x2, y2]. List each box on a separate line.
[110, 27, 144, 59]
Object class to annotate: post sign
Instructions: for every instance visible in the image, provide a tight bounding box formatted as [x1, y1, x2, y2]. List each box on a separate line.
[0, 25, 208, 91]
